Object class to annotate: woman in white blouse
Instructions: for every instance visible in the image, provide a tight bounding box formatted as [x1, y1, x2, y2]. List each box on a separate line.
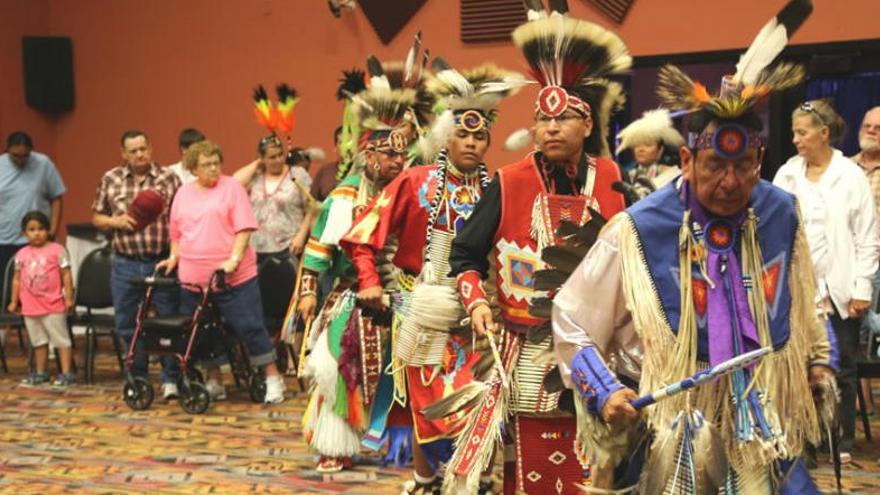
[773, 99, 880, 460]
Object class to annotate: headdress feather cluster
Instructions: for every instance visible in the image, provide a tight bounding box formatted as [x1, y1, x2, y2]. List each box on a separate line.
[510, 0, 631, 156]
[616, 109, 685, 154]
[420, 59, 527, 158]
[657, 0, 812, 120]
[252, 83, 300, 136]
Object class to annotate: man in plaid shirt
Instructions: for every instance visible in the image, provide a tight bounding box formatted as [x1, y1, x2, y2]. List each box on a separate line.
[92, 130, 182, 399]
[854, 106, 880, 418]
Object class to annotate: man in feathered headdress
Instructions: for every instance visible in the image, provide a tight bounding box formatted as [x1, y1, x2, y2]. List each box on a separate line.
[614, 109, 685, 204]
[296, 55, 420, 473]
[444, 1, 628, 493]
[552, 1, 837, 493]
[340, 58, 524, 495]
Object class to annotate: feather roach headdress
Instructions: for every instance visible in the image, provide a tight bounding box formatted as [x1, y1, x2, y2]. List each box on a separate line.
[336, 68, 367, 180]
[421, 58, 527, 157]
[512, 0, 631, 156]
[615, 109, 685, 155]
[656, 0, 812, 159]
[252, 83, 300, 151]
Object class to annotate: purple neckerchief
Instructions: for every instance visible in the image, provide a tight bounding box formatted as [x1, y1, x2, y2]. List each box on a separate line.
[683, 182, 761, 366]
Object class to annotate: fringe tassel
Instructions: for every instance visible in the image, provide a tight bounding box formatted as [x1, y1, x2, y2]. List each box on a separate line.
[441, 334, 518, 495]
[309, 400, 364, 457]
[615, 213, 821, 490]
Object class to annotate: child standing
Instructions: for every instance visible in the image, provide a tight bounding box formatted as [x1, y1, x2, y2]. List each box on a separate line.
[7, 211, 75, 386]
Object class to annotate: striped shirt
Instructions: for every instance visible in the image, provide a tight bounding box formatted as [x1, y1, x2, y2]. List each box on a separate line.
[854, 152, 880, 220]
[92, 163, 180, 257]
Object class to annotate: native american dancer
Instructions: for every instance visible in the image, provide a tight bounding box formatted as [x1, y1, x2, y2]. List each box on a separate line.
[340, 60, 524, 495]
[298, 55, 428, 473]
[614, 109, 686, 205]
[552, 2, 840, 493]
[439, 3, 628, 493]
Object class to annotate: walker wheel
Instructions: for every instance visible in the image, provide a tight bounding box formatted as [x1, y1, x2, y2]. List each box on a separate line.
[123, 376, 154, 411]
[248, 371, 267, 403]
[179, 381, 210, 414]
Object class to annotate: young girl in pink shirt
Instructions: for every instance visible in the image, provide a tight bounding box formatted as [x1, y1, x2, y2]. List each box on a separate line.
[7, 211, 75, 386]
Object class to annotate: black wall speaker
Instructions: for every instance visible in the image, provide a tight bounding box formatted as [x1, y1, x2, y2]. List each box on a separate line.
[22, 36, 74, 113]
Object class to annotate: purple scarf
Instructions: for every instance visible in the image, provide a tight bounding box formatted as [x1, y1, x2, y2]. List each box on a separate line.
[684, 183, 761, 366]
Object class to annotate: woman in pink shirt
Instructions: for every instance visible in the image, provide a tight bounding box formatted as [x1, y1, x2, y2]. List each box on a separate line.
[157, 140, 285, 404]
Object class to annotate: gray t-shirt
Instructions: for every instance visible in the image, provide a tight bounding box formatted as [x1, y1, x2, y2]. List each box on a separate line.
[0, 151, 66, 244]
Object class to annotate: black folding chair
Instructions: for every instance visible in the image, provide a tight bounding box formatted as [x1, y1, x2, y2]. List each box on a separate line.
[73, 246, 123, 384]
[1, 256, 28, 364]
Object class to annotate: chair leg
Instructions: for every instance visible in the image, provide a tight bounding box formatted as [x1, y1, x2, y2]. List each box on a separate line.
[0, 335, 7, 373]
[67, 325, 77, 375]
[857, 380, 872, 442]
[84, 327, 95, 385]
[17, 326, 26, 354]
[111, 330, 125, 377]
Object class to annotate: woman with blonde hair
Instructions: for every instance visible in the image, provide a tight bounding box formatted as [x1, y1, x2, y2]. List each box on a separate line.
[773, 98, 880, 461]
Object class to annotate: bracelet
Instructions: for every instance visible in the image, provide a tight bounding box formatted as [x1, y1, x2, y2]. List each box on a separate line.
[300, 273, 318, 297]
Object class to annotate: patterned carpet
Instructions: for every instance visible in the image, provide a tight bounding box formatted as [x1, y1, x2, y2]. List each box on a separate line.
[1, 334, 879, 494]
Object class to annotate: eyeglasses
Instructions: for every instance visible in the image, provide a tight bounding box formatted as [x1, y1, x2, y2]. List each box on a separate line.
[535, 113, 585, 125]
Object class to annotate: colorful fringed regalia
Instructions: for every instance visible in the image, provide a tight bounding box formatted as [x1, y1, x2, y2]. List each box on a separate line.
[552, 1, 838, 493]
[340, 59, 523, 494]
[299, 51, 429, 473]
[614, 109, 685, 203]
[442, 1, 629, 493]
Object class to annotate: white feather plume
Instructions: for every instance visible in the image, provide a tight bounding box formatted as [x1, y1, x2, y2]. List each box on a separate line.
[504, 128, 533, 151]
[304, 147, 326, 162]
[733, 0, 813, 86]
[615, 108, 684, 154]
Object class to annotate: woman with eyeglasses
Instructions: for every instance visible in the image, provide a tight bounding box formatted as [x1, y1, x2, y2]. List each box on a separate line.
[233, 135, 315, 266]
[157, 140, 287, 404]
[773, 99, 880, 463]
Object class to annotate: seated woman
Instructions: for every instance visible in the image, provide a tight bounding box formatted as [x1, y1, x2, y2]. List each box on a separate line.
[157, 140, 286, 404]
[233, 136, 314, 266]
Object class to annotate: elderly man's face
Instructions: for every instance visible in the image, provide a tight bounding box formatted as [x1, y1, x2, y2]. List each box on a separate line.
[121, 135, 152, 172]
[859, 109, 880, 153]
[7, 144, 31, 167]
[681, 144, 763, 217]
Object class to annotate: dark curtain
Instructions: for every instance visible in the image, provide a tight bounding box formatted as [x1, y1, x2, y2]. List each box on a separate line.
[806, 73, 880, 156]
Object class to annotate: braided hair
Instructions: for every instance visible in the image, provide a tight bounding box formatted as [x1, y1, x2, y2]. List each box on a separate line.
[423, 148, 491, 265]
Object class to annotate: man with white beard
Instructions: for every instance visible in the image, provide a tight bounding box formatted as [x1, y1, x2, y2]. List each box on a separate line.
[853, 105, 880, 419]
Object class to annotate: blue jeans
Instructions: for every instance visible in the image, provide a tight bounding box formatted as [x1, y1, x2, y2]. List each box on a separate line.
[111, 255, 180, 383]
[179, 276, 275, 368]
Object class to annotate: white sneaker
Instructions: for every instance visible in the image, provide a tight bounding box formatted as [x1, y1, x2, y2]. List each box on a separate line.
[205, 379, 227, 401]
[162, 382, 179, 400]
[264, 375, 286, 404]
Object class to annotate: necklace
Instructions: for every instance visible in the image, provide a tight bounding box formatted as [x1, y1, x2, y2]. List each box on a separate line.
[261, 168, 290, 198]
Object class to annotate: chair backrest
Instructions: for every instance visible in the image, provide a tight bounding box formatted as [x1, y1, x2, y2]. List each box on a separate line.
[258, 257, 297, 321]
[1, 255, 15, 310]
[75, 246, 114, 309]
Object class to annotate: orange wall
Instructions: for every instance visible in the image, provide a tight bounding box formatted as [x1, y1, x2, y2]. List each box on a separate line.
[2, 0, 879, 230]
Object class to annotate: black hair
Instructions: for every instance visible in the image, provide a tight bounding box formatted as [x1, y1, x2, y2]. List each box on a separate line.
[6, 131, 33, 150]
[178, 128, 206, 150]
[120, 129, 148, 146]
[21, 210, 50, 231]
[286, 147, 310, 166]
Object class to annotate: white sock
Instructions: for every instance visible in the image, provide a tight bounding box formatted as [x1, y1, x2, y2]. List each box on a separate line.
[413, 471, 436, 485]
